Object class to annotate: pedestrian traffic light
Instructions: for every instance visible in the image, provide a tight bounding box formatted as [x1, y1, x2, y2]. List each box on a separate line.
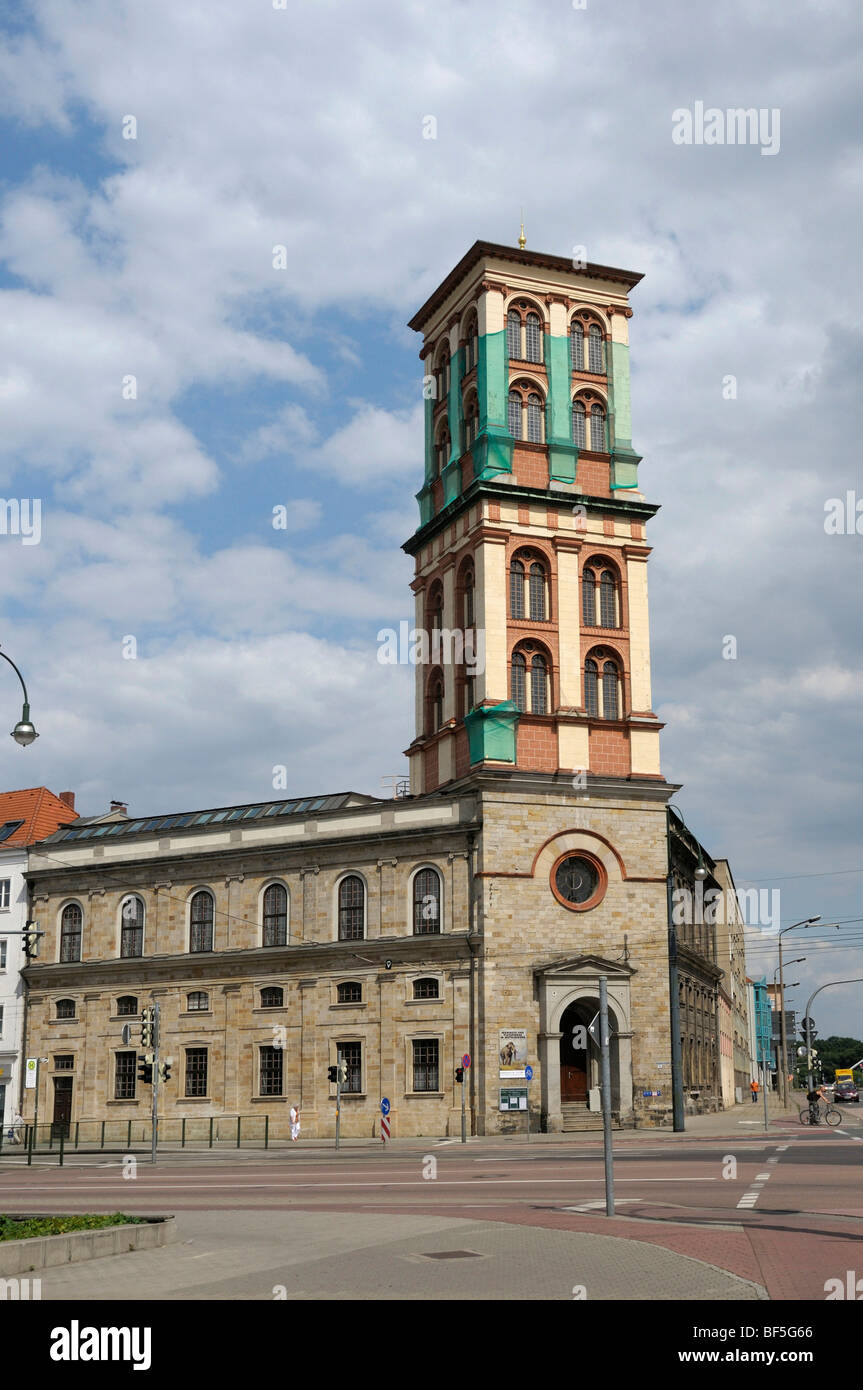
[137, 1055, 153, 1085]
[158, 1060, 172, 1084]
[327, 1065, 338, 1083]
[455, 1067, 464, 1084]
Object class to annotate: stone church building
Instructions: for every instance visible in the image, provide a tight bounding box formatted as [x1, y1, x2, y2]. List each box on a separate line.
[21, 240, 733, 1138]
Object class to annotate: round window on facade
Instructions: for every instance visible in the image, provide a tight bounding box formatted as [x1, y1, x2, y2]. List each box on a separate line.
[550, 852, 606, 911]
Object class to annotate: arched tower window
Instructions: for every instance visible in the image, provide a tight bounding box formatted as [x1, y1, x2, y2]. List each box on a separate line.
[525, 312, 542, 364]
[603, 659, 620, 720]
[588, 323, 604, 373]
[509, 558, 525, 619]
[529, 562, 547, 621]
[508, 389, 521, 438]
[590, 404, 606, 451]
[527, 392, 543, 443]
[570, 321, 584, 370]
[413, 868, 442, 935]
[263, 883, 288, 947]
[190, 891, 214, 953]
[511, 650, 527, 710]
[120, 896, 144, 958]
[584, 657, 599, 717]
[582, 565, 596, 626]
[507, 311, 521, 360]
[600, 570, 617, 628]
[572, 400, 586, 449]
[530, 653, 548, 714]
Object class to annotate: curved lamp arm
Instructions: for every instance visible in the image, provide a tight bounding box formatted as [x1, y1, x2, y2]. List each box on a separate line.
[0, 646, 39, 745]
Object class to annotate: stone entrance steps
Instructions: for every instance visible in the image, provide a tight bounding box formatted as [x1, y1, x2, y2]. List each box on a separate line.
[560, 1104, 608, 1132]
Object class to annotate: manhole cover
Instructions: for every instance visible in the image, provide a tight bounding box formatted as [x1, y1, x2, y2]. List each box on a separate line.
[420, 1250, 482, 1260]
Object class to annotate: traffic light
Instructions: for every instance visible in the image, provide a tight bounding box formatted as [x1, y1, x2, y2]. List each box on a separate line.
[141, 1008, 154, 1048]
[337, 1061, 347, 1084]
[23, 923, 41, 959]
[158, 1060, 172, 1084]
[455, 1067, 464, 1084]
[137, 1054, 153, 1085]
[327, 1065, 338, 1083]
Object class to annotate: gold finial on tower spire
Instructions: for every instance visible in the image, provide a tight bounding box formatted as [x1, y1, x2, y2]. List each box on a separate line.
[518, 212, 526, 250]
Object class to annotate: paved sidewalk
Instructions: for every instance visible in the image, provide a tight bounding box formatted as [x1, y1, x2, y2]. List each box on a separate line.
[31, 1208, 766, 1301]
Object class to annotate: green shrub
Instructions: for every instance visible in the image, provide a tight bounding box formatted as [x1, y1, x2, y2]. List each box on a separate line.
[0, 1213, 147, 1241]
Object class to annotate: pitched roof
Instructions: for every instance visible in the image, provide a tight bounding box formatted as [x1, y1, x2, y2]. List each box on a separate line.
[0, 787, 79, 848]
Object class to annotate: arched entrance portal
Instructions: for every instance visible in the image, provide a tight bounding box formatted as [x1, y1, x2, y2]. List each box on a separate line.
[559, 999, 591, 1102]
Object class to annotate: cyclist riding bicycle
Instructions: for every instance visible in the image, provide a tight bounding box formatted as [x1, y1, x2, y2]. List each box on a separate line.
[807, 1083, 826, 1124]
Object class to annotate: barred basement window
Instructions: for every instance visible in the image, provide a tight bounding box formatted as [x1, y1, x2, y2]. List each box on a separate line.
[117, 995, 138, 1016]
[413, 1039, 440, 1092]
[338, 1042, 362, 1093]
[56, 998, 76, 1020]
[60, 903, 82, 962]
[185, 1048, 208, 1097]
[413, 977, 439, 1000]
[337, 981, 362, 1004]
[413, 868, 441, 935]
[190, 891, 214, 953]
[114, 1051, 136, 1100]
[187, 991, 209, 1012]
[259, 1045, 283, 1097]
[338, 875, 365, 941]
[263, 883, 288, 947]
[261, 986, 283, 1008]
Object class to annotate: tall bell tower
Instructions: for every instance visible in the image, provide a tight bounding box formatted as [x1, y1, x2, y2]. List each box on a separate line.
[403, 239, 664, 795]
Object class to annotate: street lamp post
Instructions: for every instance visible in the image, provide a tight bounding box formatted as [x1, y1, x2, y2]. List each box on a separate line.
[778, 917, 823, 1109]
[0, 646, 39, 745]
[804, 979, 863, 1090]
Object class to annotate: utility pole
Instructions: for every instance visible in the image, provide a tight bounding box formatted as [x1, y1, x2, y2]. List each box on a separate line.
[665, 809, 685, 1131]
[151, 1003, 160, 1166]
[599, 976, 614, 1217]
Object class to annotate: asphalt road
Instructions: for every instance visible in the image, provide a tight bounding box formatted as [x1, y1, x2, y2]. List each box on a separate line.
[2, 1105, 861, 1299]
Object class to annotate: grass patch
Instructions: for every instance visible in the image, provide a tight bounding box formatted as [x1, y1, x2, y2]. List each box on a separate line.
[0, 1213, 148, 1242]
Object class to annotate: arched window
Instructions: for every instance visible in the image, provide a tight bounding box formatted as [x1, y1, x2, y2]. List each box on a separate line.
[263, 883, 288, 947]
[571, 322, 584, 370]
[261, 986, 284, 1009]
[434, 427, 449, 478]
[60, 904, 82, 963]
[337, 981, 362, 1004]
[413, 868, 441, 935]
[507, 310, 521, 360]
[590, 405, 606, 451]
[190, 891, 214, 953]
[529, 562, 546, 621]
[603, 660, 620, 720]
[508, 389, 521, 438]
[511, 650, 527, 710]
[413, 977, 440, 1000]
[588, 324, 604, 374]
[464, 395, 479, 449]
[465, 315, 478, 371]
[509, 558, 525, 619]
[582, 566, 597, 626]
[572, 400, 586, 449]
[463, 567, 475, 628]
[584, 658, 599, 717]
[120, 895, 144, 958]
[338, 875, 365, 941]
[527, 393, 543, 443]
[187, 991, 209, 1012]
[600, 570, 617, 628]
[525, 312, 541, 363]
[117, 995, 138, 1016]
[56, 999, 76, 1019]
[429, 675, 444, 732]
[531, 653, 548, 715]
[427, 584, 443, 634]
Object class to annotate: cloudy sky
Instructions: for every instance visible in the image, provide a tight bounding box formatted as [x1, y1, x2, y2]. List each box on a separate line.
[1, 0, 861, 1036]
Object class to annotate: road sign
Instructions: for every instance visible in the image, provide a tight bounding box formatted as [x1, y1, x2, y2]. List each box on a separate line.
[121, 1024, 133, 1045]
[462, 1054, 471, 1069]
[380, 1098, 390, 1116]
[524, 1065, 533, 1081]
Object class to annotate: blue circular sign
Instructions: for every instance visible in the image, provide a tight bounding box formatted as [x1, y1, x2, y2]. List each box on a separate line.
[524, 1065, 533, 1081]
[380, 1098, 390, 1116]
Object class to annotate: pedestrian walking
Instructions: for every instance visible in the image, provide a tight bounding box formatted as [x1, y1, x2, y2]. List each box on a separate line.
[750, 1078, 759, 1104]
[289, 1105, 301, 1142]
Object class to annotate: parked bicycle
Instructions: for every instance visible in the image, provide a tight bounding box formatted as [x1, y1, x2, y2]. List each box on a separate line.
[799, 1102, 841, 1126]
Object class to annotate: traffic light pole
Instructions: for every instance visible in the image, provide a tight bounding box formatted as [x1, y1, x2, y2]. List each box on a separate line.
[151, 1003, 160, 1166]
[335, 1071, 341, 1152]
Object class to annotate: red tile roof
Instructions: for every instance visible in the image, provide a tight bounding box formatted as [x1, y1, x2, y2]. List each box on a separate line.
[0, 787, 78, 847]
